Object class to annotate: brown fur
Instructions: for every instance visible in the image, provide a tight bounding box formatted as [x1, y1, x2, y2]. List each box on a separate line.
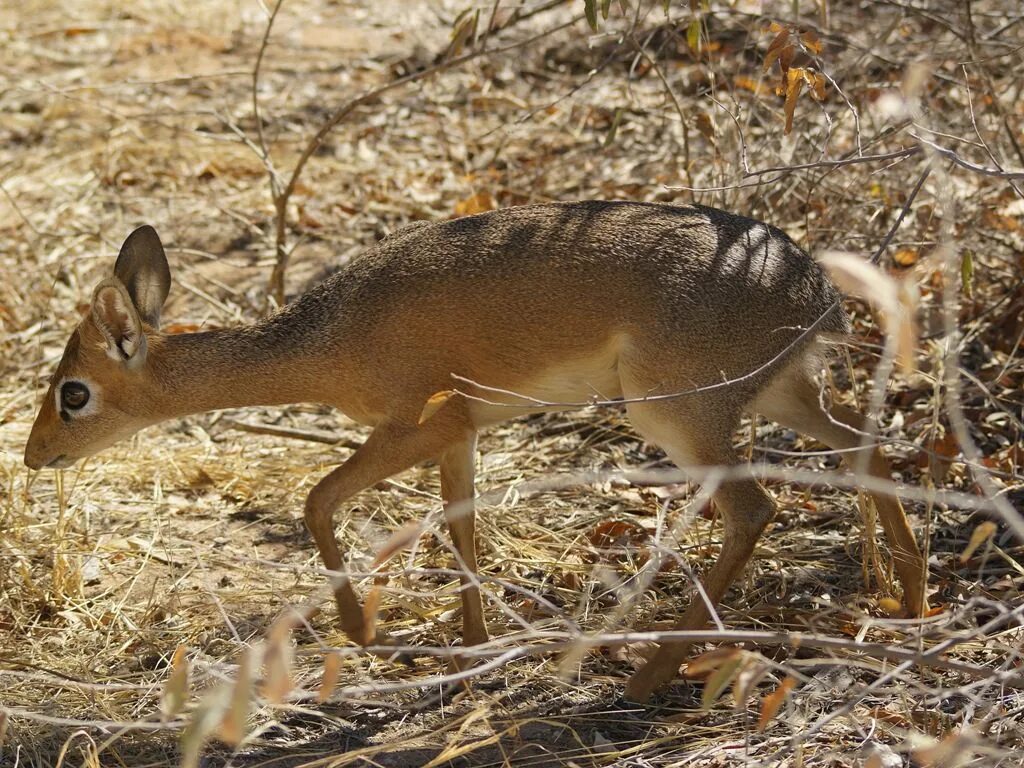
[24, 201, 928, 699]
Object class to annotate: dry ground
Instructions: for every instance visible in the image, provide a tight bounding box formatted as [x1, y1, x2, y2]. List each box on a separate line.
[1, 1, 1023, 766]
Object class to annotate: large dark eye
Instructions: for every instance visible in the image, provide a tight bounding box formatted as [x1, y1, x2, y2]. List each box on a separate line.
[61, 381, 90, 411]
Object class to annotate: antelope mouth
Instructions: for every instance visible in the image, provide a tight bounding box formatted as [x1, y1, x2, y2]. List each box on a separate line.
[46, 454, 73, 469]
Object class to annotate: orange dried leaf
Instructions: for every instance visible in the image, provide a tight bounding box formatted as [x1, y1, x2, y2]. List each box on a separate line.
[261, 633, 293, 704]
[757, 676, 797, 732]
[180, 690, 228, 768]
[163, 323, 203, 335]
[800, 29, 823, 55]
[783, 67, 806, 134]
[960, 521, 998, 563]
[161, 645, 190, 720]
[218, 649, 252, 745]
[892, 247, 919, 267]
[318, 653, 342, 703]
[895, 280, 920, 373]
[455, 191, 497, 217]
[804, 69, 827, 100]
[587, 519, 648, 551]
[929, 430, 959, 484]
[733, 75, 770, 95]
[732, 658, 770, 710]
[371, 520, 424, 568]
[763, 27, 791, 72]
[686, 647, 744, 677]
[702, 653, 745, 709]
[695, 112, 715, 142]
[362, 583, 382, 642]
[878, 597, 903, 615]
[419, 390, 455, 424]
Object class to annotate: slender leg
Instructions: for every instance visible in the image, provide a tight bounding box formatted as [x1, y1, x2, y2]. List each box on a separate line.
[822, 403, 929, 617]
[304, 411, 469, 648]
[624, 472, 776, 702]
[753, 374, 930, 617]
[440, 435, 489, 648]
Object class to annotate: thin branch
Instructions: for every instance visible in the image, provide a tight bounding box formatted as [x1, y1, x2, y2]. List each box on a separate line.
[252, 0, 286, 198]
[912, 133, 1024, 179]
[869, 163, 932, 264]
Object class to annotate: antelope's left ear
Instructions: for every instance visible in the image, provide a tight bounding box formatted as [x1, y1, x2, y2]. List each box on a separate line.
[113, 225, 171, 328]
[92, 278, 148, 368]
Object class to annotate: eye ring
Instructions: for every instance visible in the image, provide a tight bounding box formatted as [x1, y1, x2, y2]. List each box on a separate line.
[61, 381, 90, 411]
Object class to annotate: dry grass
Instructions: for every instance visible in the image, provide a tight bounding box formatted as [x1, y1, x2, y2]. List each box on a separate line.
[2, 1, 1023, 766]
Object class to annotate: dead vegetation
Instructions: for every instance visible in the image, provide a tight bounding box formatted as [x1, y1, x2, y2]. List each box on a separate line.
[1, 1, 1023, 766]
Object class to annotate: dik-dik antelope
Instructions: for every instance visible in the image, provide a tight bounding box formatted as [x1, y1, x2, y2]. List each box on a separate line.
[24, 201, 929, 700]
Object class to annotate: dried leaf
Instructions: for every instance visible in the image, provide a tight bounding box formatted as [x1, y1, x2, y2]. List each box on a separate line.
[732, 657, 770, 710]
[318, 652, 342, 703]
[702, 653, 745, 709]
[893, 247, 919, 267]
[218, 649, 252, 746]
[695, 112, 715, 143]
[587, 520, 648, 564]
[161, 645, 190, 720]
[180, 688, 229, 768]
[686, 19, 701, 53]
[914, 729, 977, 767]
[163, 322, 203, 334]
[878, 597, 903, 615]
[261, 632, 293, 705]
[783, 67, 806, 134]
[803, 68, 827, 100]
[455, 191, 497, 216]
[757, 676, 797, 732]
[604, 107, 624, 148]
[448, 9, 478, 58]
[925, 429, 959, 484]
[363, 582, 382, 642]
[960, 521, 998, 563]
[733, 75, 770, 95]
[820, 251, 918, 372]
[961, 249, 974, 298]
[686, 647, 744, 677]
[371, 520, 424, 568]
[800, 28, 823, 55]
[585, 0, 598, 31]
[763, 27, 791, 73]
[419, 390, 455, 424]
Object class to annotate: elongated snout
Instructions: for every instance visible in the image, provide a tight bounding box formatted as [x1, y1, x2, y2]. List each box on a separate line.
[24, 449, 72, 471]
[24, 427, 60, 470]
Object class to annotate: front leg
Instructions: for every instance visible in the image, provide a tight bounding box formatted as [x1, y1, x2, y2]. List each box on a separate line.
[303, 411, 471, 648]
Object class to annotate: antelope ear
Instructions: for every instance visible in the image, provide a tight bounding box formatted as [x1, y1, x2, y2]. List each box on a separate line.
[91, 278, 148, 368]
[113, 225, 171, 328]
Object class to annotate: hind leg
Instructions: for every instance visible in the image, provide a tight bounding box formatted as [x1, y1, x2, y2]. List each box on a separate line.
[440, 435, 489, 681]
[621, 398, 778, 701]
[751, 368, 929, 617]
